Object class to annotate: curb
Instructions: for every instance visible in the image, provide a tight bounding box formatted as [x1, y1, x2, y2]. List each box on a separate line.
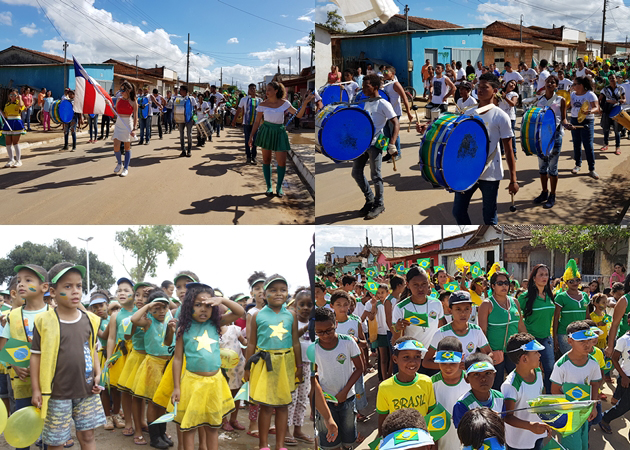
[0, 131, 89, 156]
[290, 146, 314, 197]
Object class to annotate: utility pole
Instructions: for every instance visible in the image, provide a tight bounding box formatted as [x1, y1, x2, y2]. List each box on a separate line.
[63, 41, 69, 88]
[405, 5, 411, 93]
[298, 46, 301, 73]
[289, 57, 291, 75]
[220, 67, 223, 88]
[391, 228, 394, 262]
[135, 55, 139, 77]
[601, 0, 607, 58]
[520, 14, 523, 43]
[186, 33, 190, 85]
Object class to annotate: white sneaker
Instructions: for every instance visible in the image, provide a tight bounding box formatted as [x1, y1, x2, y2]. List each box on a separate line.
[120, 168, 128, 177]
[571, 165, 581, 174]
[114, 163, 122, 174]
[589, 170, 599, 180]
[4, 160, 15, 168]
[13, 160, 22, 167]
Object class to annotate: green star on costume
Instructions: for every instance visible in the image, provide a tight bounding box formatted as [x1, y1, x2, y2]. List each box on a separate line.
[269, 321, 289, 340]
[394, 429, 419, 445]
[194, 330, 217, 353]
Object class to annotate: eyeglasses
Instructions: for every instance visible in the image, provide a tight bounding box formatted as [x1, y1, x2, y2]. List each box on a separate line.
[494, 280, 510, 287]
[315, 327, 335, 337]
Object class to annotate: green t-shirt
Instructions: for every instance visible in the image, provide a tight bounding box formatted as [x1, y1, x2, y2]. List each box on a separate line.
[554, 291, 589, 335]
[517, 291, 555, 340]
[618, 293, 630, 337]
[486, 296, 520, 351]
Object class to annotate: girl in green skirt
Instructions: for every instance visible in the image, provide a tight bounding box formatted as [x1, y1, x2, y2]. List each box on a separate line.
[249, 82, 310, 197]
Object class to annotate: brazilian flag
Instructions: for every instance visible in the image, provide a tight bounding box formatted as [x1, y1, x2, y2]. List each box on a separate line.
[395, 264, 406, 275]
[430, 288, 439, 298]
[528, 394, 594, 437]
[365, 278, 380, 295]
[0, 304, 10, 313]
[470, 262, 482, 278]
[563, 383, 590, 402]
[375, 134, 390, 151]
[417, 258, 431, 269]
[0, 338, 31, 368]
[433, 265, 445, 273]
[404, 309, 428, 327]
[444, 281, 459, 292]
[425, 402, 451, 441]
[323, 391, 338, 403]
[151, 403, 178, 425]
[365, 267, 377, 278]
[121, 316, 133, 335]
[367, 437, 382, 450]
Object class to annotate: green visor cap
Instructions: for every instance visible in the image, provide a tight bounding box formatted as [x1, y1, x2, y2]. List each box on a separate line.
[14, 264, 47, 282]
[150, 297, 170, 305]
[133, 282, 152, 292]
[249, 278, 265, 290]
[174, 274, 197, 284]
[51, 265, 86, 284]
[263, 276, 288, 290]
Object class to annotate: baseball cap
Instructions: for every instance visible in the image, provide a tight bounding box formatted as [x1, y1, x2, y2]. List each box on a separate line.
[89, 297, 108, 307]
[133, 282, 152, 293]
[50, 265, 86, 284]
[14, 264, 48, 282]
[117, 277, 135, 287]
[448, 291, 473, 307]
[263, 276, 288, 290]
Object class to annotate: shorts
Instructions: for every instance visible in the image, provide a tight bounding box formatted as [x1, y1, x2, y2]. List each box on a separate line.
[315, 396, 356, 448]
[42, 395, 106, 446]
[371, 334, 389, 349]
[538, 132, 562, 177]
[0, 373, 8, 398]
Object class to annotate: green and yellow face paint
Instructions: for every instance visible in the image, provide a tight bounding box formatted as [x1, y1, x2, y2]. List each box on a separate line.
[28, 284, 37, 292]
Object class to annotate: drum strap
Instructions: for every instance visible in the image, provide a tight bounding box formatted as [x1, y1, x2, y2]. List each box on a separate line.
[474, 104, 503, 175]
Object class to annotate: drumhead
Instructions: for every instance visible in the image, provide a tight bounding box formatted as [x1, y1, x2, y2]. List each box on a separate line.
[610, 104, 622, 118]
[319, 85, 349, 107]
[317, 105, 374, 161]
[138, 96, 149, 119]
[58, 99, 74, 123]
[537, 107, 557, 157]
[354, 89, 390, 109]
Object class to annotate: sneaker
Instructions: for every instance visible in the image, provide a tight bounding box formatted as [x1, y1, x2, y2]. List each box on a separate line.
[533, 191, 548, 204]
[114, 163, 122, 174]
[251, 158, 257, 165]
[4, 160, 15, 168]
[62, 145, 68, 150]
[13, 160, 22, 167]
[358, 200, 374, 217]
[138, 141, 144, 145]
[179, 151, 186, 158]
[246, 157, 251, 164]
[120, 168, 128, 177]
[588, 170, 599, 180]
[186, 151, 191, 158]
[144, 141, 149, 145]
[365, 204, 385, 220]
[571, 165, 581, 174]
[543, 193, 556, 209]
[104, 416, 115, 431]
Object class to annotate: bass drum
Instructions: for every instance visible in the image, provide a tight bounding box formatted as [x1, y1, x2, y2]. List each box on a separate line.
[419, 113, 489, 192]
[318, 85, 349, 106]
[174, 97, 192, 123]
[51, 99, 74, 124]
[353, 89, 390, 109]
[137, 96, 149, 119]
[521, 106, 556, 157]
[316, 103, 374, 162]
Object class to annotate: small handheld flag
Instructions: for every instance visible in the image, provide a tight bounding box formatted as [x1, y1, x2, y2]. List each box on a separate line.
[395, 264, 406, 275]
[526, 395, 594, 437]
[365, 278, 380, 294]
[430, 288, 439, 298]
[424, 402, 451, 441]
[323, 391, 338, 403]
[235, 382, 249, 402]
[433, 265, 445, 274]
[443, 282, 459, 292]
[404, 309, 428, 327]
[365, 267, 377, 278]
[0, 338, 31, 368]
[470, 262, 482, 278]
[417, 258, 431, 269]
[151, 403, 178, 425]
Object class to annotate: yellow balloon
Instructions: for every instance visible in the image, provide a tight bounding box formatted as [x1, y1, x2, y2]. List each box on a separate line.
[584, 55, 589, 62]
[0, 400, 6, 434]
[220, 348, 240, 369]
[4, 406, 44, 448]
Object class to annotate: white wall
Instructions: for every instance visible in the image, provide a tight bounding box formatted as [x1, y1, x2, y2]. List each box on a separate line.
[562, 28, 581, 43]
[440, 245, 501, 274]
[315, 26, 332, 89]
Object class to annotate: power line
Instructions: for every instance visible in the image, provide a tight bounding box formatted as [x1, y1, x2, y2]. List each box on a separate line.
[35, 0, 64, 40]
[216, 0, 310, 34]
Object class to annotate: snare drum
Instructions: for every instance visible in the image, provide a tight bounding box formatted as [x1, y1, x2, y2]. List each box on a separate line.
[196, 118, 211, 139]
[316, 103, 374, 162]
[174, 97, 192, 123]
[521, 106, 556, 157]
[51, 99, 74, 124]
[137, 96, 149, 119]
[318, 85, 349, 106]
[419, 113, 489, 192]
[424, 103, 442, 120]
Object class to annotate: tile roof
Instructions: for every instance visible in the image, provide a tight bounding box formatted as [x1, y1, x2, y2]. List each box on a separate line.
[4, 45, 66, 63]
[394, 14, 463, 30]
[483, 35, 540, 49]
[488, 21, 558, 39]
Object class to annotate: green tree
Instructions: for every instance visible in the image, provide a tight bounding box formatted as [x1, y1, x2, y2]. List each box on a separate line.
[530, 226, 630, 259]
[308, 31, 315, 51]
[0, 240, 115, 291]
[325, 10, 346, 32]
[115, 226, 182, 282]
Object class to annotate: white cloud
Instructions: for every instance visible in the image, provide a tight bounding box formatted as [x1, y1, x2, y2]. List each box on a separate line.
[141, 20, 147, 26]
[227, 37, 239, 44]
[20, 22, 38, 37]
[296, 35, 309, 45]
[276, 41, 285, 46]
[424, 7, 433, 11]
[315, 3, 365, 32]
[297, 15, 313, 22]
[0, 11, 12, 26]
[280, 14, 288, 18]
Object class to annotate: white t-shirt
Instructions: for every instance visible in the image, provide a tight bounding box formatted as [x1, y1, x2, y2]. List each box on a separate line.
[315, 334, 361, 398]
[392, 297, 444, 349]
[209, 92, 225, 105]
[257, 100, 291, 124]
[570, 91, 598, 120]
[464, 106, 513, 181]
[537, 70, 550, 90]
[238, 96, 263, 123]
[362, 97, 396, 145]
[501, 368, 547, 449]
[455, 68, 467, 85]
[475, 68, 483, 79]
[432, 77, 449, 104]
[536, 94, 564, 136]
[575, 68, 589, 78]
[383, 81, 402, 116]
[503, 71, 523, 85]
[614, 332, 630, 376]
[456, 96, 477, 111]
[1, 306, 48, 340]
[354, 301, 368, 332]
[343, 81, 359, 102]
[499, 91, 518, 120]
[432, 372, 470, 450]
[558, 79, 573, 91]
[150, 94, 162, 114]
[550, 353, 602, 388]
[429, 323, 489, 360]
[365, 300, 388, 335]
[520, 68, 537, 85]
[336, 316, 362, 338]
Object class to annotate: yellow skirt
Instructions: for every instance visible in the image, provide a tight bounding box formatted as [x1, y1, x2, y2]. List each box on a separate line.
[110, 341, 132, 388]
[170, 370, 234, 431]
[249, 348, 297, 407]
[10, 368, 32, 400]
[153, 354, 187, 409]
[132, 355, 169, 401]
[118, 350, 146, 393]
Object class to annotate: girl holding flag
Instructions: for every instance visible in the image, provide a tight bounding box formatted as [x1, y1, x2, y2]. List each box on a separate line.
[112, 80, 138, 178]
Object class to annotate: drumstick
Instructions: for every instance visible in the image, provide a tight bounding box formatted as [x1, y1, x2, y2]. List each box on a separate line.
[392, 156, 397, 172]
[407, 121, 410, 133]
[510, 193, 516, 212]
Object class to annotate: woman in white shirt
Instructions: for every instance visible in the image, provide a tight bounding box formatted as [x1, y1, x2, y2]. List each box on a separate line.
[249, 82, 309, 197]
[382, 66, 413, 161]
[498, 79, 519, 158]
[566, 76, 601, 179]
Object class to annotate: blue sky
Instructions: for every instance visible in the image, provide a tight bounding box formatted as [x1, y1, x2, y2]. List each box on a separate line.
[317, 0, 630, 43]
[0, 0, 314, 87]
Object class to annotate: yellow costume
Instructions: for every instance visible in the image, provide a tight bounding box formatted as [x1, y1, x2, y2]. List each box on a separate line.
[132, 314, 172, 400]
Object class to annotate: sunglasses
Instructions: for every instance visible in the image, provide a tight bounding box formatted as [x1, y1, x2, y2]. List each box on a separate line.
[494, 280, 510, 287]
[568, 279, 581, 284]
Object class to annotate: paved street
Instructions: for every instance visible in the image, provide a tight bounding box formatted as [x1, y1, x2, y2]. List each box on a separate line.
[315, 104, 630, 225]
[0, 126, 313, 225]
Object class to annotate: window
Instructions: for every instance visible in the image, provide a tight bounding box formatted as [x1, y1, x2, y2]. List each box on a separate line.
[494, 48, 505, 63]
[582, 251, 595, 275]
[486, 250, 495, 267]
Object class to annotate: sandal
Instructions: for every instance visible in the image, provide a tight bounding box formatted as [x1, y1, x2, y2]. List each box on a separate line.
[141, 425, 149, 433]
[64, 439, 74, 448]
[230, 420, 245, 430]
[294, 434, 314, 443]
[284, 436, 298, 446]
[134, 436, 147, 445]
[222, 420, 234, 432]
[599, 422, 612, 434]
[122, 427, 135, 436]
[113, 414, 126, 429]
[269, 427, 276, 435]
[104, 416, 115, 430]
[616, 148, 621, 155]
[247, 430, 259, 438]
[357, 413, 369, 422]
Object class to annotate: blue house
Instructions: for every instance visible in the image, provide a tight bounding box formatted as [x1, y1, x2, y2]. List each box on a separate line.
[0, 46, 114, 99]
[334, 15, 483, 90]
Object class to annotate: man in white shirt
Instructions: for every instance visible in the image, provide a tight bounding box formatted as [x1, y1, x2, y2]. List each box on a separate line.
[453, 73, 518, 224]
[209, 85, 226, 130]
[502, 62, 524, 86]
[352, 74, 399, 220]
[150, 88, 164, 140]
[454, 61, 468, 104]
[536, 59, 550, 94]
[475, 61, 484, 80]
[233, 83, 262, 165]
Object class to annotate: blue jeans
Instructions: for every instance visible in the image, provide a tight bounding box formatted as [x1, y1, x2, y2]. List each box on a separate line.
[538, 133, 562, 177]
[570, 117, 595, 171]
[139, 115, 152, 143]
[352, 146, 384, 207]
[316, 396, 357, 448]
[492, 355, 516, 391]
[243, 124, 257, 160]
[602, 376, 630, 423]
[507, 437, 544, 450]
[557, 334, 571, 355]
[601, 114, 620, 147]
[538, 336, 555, 394]
[88, 114, 98, 140]
[453, 179, 501, 225]
[164, 109, 173, 133]
[63, 113, 79, 148]
[22, 106, 32, 129]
